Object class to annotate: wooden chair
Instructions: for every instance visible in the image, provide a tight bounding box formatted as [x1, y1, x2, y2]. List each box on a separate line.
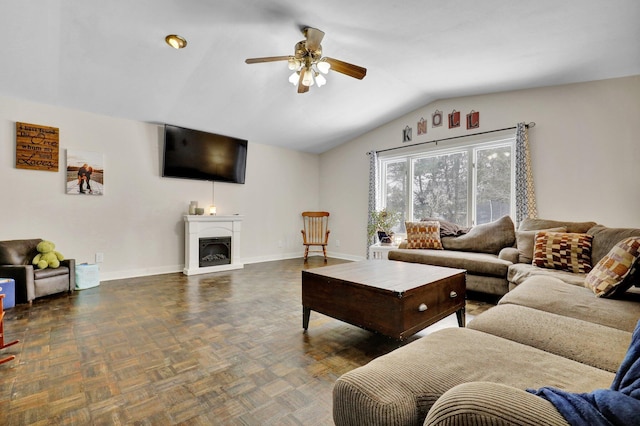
[301, 212, 330, 261]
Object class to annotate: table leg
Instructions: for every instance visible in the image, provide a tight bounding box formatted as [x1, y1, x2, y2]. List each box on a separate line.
[303, 307, 311, 330]
[455, 307, 466, 327]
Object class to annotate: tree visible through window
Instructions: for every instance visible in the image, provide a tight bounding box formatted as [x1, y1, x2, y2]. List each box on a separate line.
[413, 151, 468, 224]
[379, 139, 514, 228]
[383, 160, 407, 227]
[475, 145, 512, 224]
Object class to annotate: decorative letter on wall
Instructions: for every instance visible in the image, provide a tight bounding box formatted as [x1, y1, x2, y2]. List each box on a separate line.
[15, 122, 59, 171]
[402, 126, 412, 143]
[466, 110, 480, 129]
[448, 110, 460, 128]
[417, 117, 427, 135]
[432, 110, 443, 127]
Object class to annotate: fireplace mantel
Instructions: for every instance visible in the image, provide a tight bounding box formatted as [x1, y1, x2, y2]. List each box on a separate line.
[183, 215, 244, 275]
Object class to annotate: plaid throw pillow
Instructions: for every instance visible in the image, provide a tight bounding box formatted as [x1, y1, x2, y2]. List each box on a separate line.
[533, 231, 593, 274]
[585, 237, 640, 298]
[405, 221, 443, 250]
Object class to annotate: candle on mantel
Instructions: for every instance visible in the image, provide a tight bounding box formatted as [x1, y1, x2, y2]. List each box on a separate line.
[209, 205, 217, 215]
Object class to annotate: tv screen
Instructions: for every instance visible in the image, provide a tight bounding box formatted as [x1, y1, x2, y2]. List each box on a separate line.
[162, 124, 248, 184]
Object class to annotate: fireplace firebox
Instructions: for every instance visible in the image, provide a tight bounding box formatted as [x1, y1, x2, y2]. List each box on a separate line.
[184, 215, 243, 275]
[199, 237, 231, 267]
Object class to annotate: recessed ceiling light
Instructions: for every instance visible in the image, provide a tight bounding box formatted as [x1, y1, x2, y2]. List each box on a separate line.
[165, 34, 187, 49]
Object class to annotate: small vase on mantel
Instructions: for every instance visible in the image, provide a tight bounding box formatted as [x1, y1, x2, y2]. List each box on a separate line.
[189, 201, 198, 215]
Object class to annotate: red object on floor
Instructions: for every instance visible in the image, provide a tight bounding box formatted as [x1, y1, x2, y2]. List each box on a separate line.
[0, 293, 19, 365]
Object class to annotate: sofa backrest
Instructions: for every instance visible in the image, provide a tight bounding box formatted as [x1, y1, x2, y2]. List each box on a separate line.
[518, 218, 597, 234]
[587, 225, 640, 265]
[0, 239, 42, 265]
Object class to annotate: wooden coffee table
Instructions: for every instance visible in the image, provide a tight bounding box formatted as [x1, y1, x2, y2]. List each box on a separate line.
[302, 260, 466, 340]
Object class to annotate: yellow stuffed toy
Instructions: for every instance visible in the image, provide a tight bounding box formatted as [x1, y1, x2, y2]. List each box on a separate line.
[32, 240, 65, 269]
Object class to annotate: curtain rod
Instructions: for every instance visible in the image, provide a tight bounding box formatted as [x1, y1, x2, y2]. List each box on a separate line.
[368, 122, 535, 155]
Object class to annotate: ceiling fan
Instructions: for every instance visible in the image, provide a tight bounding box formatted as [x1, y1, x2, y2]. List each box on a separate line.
[245, 27, 367, 94]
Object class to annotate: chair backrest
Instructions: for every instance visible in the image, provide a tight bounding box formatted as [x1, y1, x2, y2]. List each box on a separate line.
[0, 239, 42, 265]
[301, 212, 330, 245]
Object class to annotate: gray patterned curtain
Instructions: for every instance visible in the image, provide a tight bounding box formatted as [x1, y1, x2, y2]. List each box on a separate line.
[367, 151, 379, 258]
[515, 122, 538, 226]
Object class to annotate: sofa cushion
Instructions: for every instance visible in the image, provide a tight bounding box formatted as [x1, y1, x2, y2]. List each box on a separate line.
[499, 275, 640, 332]
[33, 265, 70, 279]
[519, 218, 597, 234]
[424, 382, 570, 426]
[420, 217, 470, 237]
[468, 304, 632, 373]
[533, 231, 593, 274]
[405, 221, 443, 249]
[498, 246, 520, 264]
[389, 249, 510, 278]
[585, 237, 640, 298]
[333, 327, 615, 426]
[516, 227, 566, 264]
[508, 263, 587, 287]
[441, 215, 515, 255]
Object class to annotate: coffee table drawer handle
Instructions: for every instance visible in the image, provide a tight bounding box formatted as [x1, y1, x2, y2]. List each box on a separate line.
[418, 303, 428, 312]
[450, 291, 458, 298]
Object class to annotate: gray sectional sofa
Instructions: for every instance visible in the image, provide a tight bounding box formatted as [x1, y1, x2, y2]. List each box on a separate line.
[333, 218, 640, 425]
[389, 215, 518, 296]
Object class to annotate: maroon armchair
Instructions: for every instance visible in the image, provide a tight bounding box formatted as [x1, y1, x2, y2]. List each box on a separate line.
[0, 239, 75, 304]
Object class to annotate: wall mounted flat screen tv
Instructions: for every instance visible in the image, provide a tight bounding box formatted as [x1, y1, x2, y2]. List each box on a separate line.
[162, 124, 248, 184]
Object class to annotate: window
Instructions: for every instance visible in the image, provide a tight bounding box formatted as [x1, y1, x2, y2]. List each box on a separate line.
[379, 137, 515, 229]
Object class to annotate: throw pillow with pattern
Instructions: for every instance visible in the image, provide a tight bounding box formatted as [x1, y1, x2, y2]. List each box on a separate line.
[405, 221, 443, 250]
[533, 231, 593, 274]
[585, 237, 640, 298]
[516, 226, 567, 264]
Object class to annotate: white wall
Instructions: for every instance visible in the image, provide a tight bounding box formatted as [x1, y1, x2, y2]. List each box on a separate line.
[4, 75, 638, 276]
[320, 75, 640, 259]
[0, 95, 320, 280]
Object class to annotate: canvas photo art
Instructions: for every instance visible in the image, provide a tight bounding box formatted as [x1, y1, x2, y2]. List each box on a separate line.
[66, 150, 104, 195]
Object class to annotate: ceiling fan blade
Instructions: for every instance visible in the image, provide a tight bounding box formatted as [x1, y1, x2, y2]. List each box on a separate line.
[245, 56, 291, 64]
[297, 70, 309, 94]
[304, 27, 325, 51]
[324, 57, 367, 80]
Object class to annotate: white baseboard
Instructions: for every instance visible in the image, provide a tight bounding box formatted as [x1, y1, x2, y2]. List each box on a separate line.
[326, 252, 365, 262]
[99, 251, 366, 282]
[99, 264, 183, 281]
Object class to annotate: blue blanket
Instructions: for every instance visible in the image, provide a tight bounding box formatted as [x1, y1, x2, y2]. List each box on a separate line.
[528, 320, 640, 426]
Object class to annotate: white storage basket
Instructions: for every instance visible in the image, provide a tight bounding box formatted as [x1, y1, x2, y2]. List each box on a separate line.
[75, 263, 100, 290]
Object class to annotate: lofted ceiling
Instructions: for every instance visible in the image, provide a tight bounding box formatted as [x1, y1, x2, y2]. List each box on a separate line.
[0, 1, 638, 153]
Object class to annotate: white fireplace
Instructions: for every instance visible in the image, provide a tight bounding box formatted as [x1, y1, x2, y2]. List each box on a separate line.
[183, 215, 243, 275]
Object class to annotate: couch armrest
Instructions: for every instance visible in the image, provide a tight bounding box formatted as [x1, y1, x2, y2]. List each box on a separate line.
[0, 264, 35, 303]
[61, 259, 76, 292]
[498, 247, 519, 264]
[424, 382, 569, 426]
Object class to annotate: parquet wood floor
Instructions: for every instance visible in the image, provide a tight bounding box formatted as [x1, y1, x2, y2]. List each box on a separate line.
[0, 258, 494, 425]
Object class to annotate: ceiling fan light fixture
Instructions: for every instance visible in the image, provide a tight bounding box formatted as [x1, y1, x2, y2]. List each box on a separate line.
[315, 73, 326, 87]
[317, 60, 331, 74]
[165, 34, 187, 49]
[302, 68, 314, 87]
[244, 27, 366, 94]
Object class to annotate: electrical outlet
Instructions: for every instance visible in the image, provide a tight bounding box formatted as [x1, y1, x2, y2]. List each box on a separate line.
[278, 240, 283, 248]
[336, 240, 341, 247]
[95, 252, 104, 263]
